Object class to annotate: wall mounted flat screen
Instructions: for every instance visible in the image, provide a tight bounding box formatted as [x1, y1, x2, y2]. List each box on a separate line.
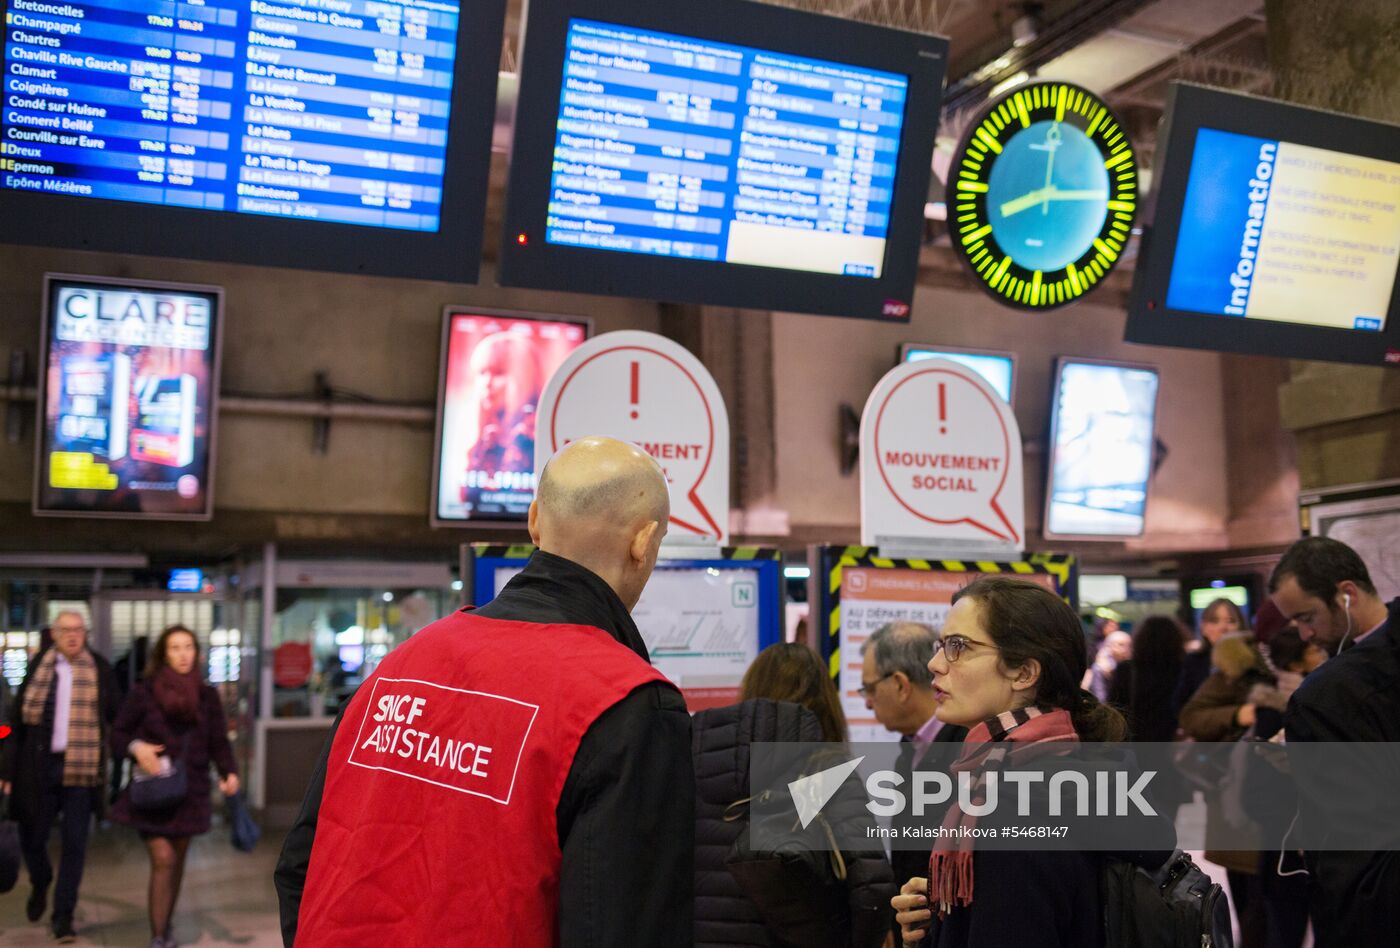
[1044, 359, 1159, 539]
[899, 344, 1015, 404]
[498, 0, 947, 320]
[0, 0, 505, 280]
[1128, 83, 1400, 366]
[35, 273, 223, 519]
[431, 309, 589, 525]
[469, 545, 783, 711]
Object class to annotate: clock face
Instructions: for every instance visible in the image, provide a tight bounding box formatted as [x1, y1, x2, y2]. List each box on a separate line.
[949, 83, 1137, 310]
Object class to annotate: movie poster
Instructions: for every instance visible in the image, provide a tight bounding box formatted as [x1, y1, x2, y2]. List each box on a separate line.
[435, 311, 587, 521]
[36, 277, 222, 519]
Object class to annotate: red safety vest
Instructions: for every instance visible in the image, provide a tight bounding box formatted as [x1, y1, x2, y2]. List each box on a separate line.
[295, 611, 672, 946]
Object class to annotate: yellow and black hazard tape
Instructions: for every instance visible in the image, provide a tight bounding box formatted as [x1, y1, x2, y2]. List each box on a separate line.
[822, 546, 1075, 679]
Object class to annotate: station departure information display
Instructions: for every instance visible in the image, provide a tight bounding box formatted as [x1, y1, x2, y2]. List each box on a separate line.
[546, 18, 909, 278]
[2, 0, 460, 231]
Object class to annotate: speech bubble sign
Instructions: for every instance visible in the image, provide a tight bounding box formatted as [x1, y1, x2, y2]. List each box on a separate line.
[860, 358, 1024, 551]
[535, 331, 730, 545]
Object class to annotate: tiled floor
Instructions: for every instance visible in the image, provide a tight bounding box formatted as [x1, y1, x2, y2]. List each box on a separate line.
[0, 824, 284, 947]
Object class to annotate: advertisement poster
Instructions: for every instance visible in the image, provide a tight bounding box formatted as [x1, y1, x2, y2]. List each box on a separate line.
[435, 311, 587, 522]
[838, 566, 1056, 744]
[1045, 361, 1160, 538]
[36, 276, 222, 519]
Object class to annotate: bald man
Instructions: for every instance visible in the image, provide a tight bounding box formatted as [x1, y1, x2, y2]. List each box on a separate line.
[275, 438, 693, 947]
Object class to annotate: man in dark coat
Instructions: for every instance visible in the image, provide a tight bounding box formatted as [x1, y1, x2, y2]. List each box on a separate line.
[1271, 537, 1400, 947]
[274, 437, 694, 947]
[858, 621, 967, 935]
[0, 610, 119, 943]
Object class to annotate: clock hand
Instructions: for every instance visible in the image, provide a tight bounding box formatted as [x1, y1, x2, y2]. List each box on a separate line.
[999, 187, 1109, 218]
[1041, 124, 1061, 214]
[999, 187, 1048, 218]
[1043, 188, 1109, 203]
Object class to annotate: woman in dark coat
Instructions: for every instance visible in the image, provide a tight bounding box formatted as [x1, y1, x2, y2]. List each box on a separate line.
[111, 625, 239, 948]
[692, 642, 895, 948]
[1173, 597, 1247, 715]
[891, 578, 1174, 947]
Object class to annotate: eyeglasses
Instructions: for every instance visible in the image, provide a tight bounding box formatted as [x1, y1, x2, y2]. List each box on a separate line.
[931, 634, 998, 664]
[857, 673, 894, 698]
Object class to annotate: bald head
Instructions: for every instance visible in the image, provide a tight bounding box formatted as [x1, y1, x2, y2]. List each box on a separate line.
[536, 437, 669, 527]
[529, 437, 670, 610]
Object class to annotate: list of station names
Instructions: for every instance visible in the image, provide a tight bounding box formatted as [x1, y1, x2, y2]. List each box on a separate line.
[3, 0, 459, 230]
[546, 18, 906, 274]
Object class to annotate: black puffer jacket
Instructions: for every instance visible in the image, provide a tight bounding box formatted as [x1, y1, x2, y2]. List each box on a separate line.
[692, 699, 895, 948]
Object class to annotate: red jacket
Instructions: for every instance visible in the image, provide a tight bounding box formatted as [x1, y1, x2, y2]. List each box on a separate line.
[295, 610, 670, 946]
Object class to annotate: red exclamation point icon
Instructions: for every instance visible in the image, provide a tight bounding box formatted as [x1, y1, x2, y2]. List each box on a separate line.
[630, 361, 640, 419]
[938, 383, 947, 435]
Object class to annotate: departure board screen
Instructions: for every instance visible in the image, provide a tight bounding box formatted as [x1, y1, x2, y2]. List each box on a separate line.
[2, 0, 460, 231]
[545, 19, 908, 278]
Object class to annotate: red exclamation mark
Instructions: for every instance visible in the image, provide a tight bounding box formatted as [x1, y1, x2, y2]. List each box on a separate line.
[938, 383, 947, 435]
[630, 361, 640, 419]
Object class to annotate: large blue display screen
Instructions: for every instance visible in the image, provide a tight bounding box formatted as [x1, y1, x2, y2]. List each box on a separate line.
[3, 0, 459, 231]
[545, 18, 908, 278]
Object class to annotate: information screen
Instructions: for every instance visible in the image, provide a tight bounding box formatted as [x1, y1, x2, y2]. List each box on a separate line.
[544, 18, 907, 278]
[477, 551, 783, 711]
[1165, 128, 1400, 331]
[901, 347, 1014, 404]
[36, 274, 222, 519]
[2, 0, 460, 231]
[1044, 360, 1159, 538]
[433, 311, 587, 524]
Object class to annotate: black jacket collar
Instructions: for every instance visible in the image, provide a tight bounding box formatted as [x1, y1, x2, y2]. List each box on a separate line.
[471, 550, 650, 663]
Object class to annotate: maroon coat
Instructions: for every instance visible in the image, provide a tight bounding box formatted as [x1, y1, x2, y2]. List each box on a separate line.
[110, 680, 238, 837]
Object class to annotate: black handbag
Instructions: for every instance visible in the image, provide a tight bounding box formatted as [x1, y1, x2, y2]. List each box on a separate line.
[0, 791, 20, 893]
[723, 785, 850, 948]
[128, 735, 188, 812]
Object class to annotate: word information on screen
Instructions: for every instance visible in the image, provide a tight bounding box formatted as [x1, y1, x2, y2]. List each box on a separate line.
[2, 0, 460, 231]
[1165, 128, 1400, 332]
[545, 18, 907, 278]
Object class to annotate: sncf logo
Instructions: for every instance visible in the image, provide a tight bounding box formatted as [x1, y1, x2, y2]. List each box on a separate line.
[1385, 349, 1400, 365]
[882, 300, 911, 319]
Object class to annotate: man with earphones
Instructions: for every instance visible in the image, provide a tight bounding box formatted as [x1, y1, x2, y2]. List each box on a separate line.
[1269, 536, 1400, 947]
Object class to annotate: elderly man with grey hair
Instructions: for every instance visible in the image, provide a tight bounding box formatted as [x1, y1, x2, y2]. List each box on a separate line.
[860, 621, 967, 921]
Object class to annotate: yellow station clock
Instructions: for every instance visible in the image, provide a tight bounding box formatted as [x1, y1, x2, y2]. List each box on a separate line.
[948, 81, 1137, 309]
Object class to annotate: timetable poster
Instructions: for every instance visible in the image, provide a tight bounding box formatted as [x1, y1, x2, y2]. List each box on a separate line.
[38, 279, 220, 518]
[2, 0, 460, 231]
[436, 312, 586, 522]
[1166, 128, 1400, 332]
[546, 19, 908, 277]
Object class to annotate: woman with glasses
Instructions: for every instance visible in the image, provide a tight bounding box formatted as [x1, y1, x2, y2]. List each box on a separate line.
[889, 577, 1172, 947]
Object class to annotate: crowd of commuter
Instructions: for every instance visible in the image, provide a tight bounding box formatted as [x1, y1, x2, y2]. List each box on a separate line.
[1, 439, 1396, 948]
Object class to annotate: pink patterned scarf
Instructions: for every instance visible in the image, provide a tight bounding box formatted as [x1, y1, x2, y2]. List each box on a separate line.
[927, 706, 1080, 916]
